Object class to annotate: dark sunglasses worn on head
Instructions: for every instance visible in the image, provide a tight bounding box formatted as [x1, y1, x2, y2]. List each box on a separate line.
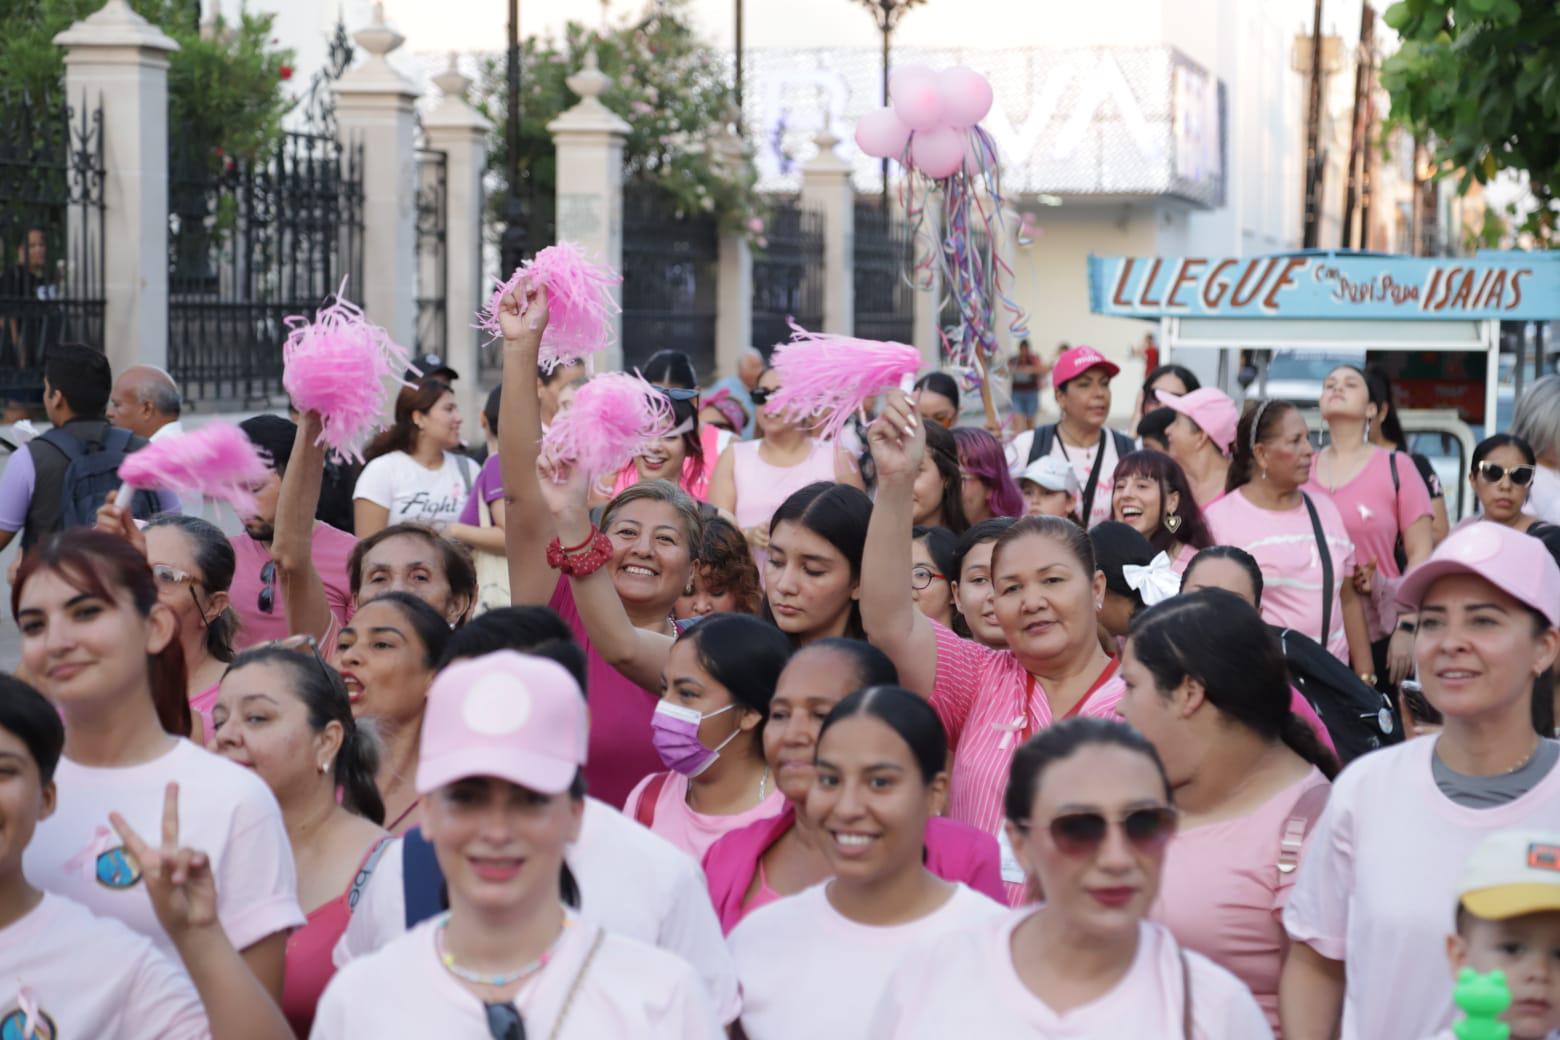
[259, 559, 277, 614]
[1475, 461, 1535, 487]
[1017, 806, 1178, 858]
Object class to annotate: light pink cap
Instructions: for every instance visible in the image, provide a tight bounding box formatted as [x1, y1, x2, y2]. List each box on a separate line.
[416, 651, 588, 796]
[1051, 345, 1120, 388]
[1396, 522, 1560, 627]
[1155, 387, 1239, 455]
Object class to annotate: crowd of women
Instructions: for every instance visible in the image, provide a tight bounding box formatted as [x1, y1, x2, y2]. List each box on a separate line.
[3, 279, 1560, 1039]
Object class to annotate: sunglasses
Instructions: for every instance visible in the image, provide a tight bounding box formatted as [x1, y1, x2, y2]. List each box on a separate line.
[258, 559, 277, 614]
[1018, 806, 1178, 858]
[485, 1003, 525, 1040]
[749, 387, 774, 406]
[1475, 461, 1534, 487]
[911, 565, 947, 591]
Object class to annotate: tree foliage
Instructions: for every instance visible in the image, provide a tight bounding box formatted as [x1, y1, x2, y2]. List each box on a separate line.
[1381, 0, 1560, 244]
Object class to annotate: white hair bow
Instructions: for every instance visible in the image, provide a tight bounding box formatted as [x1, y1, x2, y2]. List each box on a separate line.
[1123, 551, 1180, 607]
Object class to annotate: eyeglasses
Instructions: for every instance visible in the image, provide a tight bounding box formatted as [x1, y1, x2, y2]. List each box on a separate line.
[1016, 806, 1178, 858]
[258, 559, 277, 614]
[1475, 461, 1535, 487]
[151, 563, 199, 588]
[911, 565, 947, 590]
[261, 633, 337, 687]
[749, 387, 774, 406]
[484, 1002, 525, 1040]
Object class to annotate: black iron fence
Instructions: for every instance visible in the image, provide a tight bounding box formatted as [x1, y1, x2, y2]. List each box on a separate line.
[750, 198, 823, 355]
[0, 90, 105, 406]
[621, 183, 717, 377]
[852, 198, 914, 346]
[482, 187, 554, 382]
[414, 147, 448, 359]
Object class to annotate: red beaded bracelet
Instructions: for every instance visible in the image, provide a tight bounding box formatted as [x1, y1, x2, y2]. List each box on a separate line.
[546, 530, 613, 577]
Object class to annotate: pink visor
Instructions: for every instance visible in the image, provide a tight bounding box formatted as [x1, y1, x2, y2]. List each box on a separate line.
[1155, 387, 1239, 456]
[1052, 345, 1120, 388]
[1396, 522, 1560, 627]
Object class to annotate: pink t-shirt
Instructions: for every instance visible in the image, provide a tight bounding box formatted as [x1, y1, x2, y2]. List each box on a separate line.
[189, 681, 220, 741]
[547, 578, 664, 809]
[1284, 736, 1560, 1040]
[229, 521, 358, 649]
[1205, 488, 1356, 662]
[929, 620, 1125, 904]
[729, 882, 1005, 1040]
[623, 770, 788, 862]
[1305, 449, 1430, 580]
[1152, 767, 1329, 1034]
[868, 912, 1273, 1038]
[1170, 541, 1198, 575]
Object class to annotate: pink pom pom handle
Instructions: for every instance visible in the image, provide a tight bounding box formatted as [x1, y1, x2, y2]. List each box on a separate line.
[282, 279, 413, 463]
[540, 372, 673, 482]
[116, 422, 272, 517]
[477, 241, 621, 370]
[763, 321, 923, 443]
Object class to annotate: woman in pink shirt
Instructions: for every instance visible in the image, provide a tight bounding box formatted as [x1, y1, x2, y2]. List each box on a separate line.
[1206, 400, 1374, 677]
[605, 353, 722, 502]
[211, 641, 390, 1035]
[869, 717, 1272, 1038]
[1306, 363, 1433, 693]
[1157, 386, 1239, 508]
[1281, 523, 1560, 1040]
[1110, 450, 1213, 574]
[704, 638, 1003, 933]
[1117, 589, 1336, 1034]
[621, 614, 789, 860]
[863, 389, 1126, 904]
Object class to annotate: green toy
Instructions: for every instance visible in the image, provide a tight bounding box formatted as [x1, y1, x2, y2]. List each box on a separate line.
[1453, 967, 1511, 1040]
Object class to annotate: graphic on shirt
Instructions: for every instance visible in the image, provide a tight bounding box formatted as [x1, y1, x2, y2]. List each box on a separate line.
[95, 846, 143, 889]
[1, 1003, 58, 1040]
[1356, 503, 1373, 522]
[1529, 843, 1560, 872]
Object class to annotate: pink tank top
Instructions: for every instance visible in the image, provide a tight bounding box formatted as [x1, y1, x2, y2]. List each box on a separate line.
[282, 836, 393, 1036]
[732, 438, 837, 535]
[608, 423, 721, 501]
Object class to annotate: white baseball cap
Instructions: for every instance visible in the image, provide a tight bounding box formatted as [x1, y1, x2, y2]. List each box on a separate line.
[1018, 455, 1081, 496]
[1458, 829, 1560, 920]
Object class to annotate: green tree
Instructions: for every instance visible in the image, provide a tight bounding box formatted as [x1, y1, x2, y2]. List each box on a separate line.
[1381, 0, 1560, 244]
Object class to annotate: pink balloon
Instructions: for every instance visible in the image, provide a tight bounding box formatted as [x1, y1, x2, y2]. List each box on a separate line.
[854, 106, 911, 160]
[939, 66, 994, 128]
[889, 63, 936, 104]
[910, 127, 964, 180]
[892, 66, 945, 132]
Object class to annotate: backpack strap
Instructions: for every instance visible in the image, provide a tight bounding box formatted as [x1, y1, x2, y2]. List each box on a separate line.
[1180, 947, 1194, 1040]
[455, 453, 474, 495]
[1026, 423, 1056, 465]
[1110, 429, 1136, 459]
[1277, 782, 1331, 875]
[36, 426, 86, 462]
[1300, 492, 1334, 649]
[634, 771, 671, 830]
[1388, 451, 1399, 493]
[401, 827, 447, 928]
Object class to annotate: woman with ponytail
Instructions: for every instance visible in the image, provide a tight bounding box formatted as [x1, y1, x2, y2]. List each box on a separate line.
[13, 529, 302, 1001]
[1116, 588, 1335, 1034]
[212, 640, 392, 1035]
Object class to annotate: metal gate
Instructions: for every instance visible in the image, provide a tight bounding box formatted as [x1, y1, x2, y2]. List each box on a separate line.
[621, 183, 718, 378]
[750, 198, 824, 355]
[414, 146, 448, 359]
[852, 199, 914, 346]
[0, 90, 105, 406]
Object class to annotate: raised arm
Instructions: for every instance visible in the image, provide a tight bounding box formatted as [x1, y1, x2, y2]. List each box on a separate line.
[274, 412, 335, 641]
[538, 456, 673, 691]
[861, 389, 939, 696]
[495, 281, 561, 606]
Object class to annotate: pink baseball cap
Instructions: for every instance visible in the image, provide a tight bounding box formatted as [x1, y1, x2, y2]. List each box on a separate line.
[1396, 522, 1560, 627]
[416, 651, 589, 796]
[1155, 387, 1239, 456]
[1051, 345, 1120, 388]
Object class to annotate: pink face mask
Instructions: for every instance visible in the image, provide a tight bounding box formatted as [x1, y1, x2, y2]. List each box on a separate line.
[650, 700, 740, 777]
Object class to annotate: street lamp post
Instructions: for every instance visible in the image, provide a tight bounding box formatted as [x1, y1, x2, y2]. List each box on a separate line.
[500, 0, 527, 274]
[852, 0, 926, 211]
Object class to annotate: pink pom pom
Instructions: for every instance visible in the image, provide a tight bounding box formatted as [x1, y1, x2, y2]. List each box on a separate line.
[765, 322, 922, 443]
[477, 241, 621, 371]
[117, 422, 272, 516]
[540, 372, 673, 481]
[282, 280, 412, 463]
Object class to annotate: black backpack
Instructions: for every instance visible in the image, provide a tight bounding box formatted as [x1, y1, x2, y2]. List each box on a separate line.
[1275, 624, 1401, 765]
[38, 426, 161, 529]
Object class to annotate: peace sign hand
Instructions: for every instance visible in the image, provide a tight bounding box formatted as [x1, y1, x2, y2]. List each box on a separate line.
[110, 783, 219, 939]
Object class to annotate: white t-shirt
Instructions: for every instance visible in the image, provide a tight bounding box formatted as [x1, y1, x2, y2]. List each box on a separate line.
[1531, 465, 1560, 527]
[868, 911, 1272, 1039]
[24, 740, 303, 960]
[335, 797, 739, 1021]
[1005, 426, 1123, 528]
[0, 893, 207, 1039]
[352, 450, 473, 528]
[1284, 735, 1560, 1040]
[730, 881, 1004, 1040]
[313, 914, 721, 1038]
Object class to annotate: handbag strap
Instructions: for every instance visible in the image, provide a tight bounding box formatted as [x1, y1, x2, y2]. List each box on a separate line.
[1301, 493, 1333, 648]
[345, 835, 394, 913]
[1060, 429, 1111, 525]
[1277, 783, 1331, 875]
[547, 928, 605, 1040]
[1180, 947, 1194, 1039]
[633, 772, 671, 830]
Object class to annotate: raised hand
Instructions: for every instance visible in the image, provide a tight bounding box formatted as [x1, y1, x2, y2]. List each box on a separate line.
[497, 277, 551, 346]
[109, 783, 218, 939]
[867, 388, 925, 485]
[95, 490, 147, 557]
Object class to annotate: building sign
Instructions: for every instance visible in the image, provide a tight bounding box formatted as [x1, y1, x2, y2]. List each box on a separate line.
[1087, 252, 1560, 321]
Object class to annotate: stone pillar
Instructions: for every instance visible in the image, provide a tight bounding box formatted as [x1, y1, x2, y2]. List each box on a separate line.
[333, 4, 419, 350]
[909, 191, 943, 370]
[711, 124, 751, 377]
[423, 54, 492, 424]
[55, 0, 177, 377]
[799, 127, 854, 335]
[547, 51, 629, 372]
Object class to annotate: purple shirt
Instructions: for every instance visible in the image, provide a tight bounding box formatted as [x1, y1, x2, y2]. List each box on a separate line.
[457, 454, 505, 526]
[0, 443, 180, 532]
